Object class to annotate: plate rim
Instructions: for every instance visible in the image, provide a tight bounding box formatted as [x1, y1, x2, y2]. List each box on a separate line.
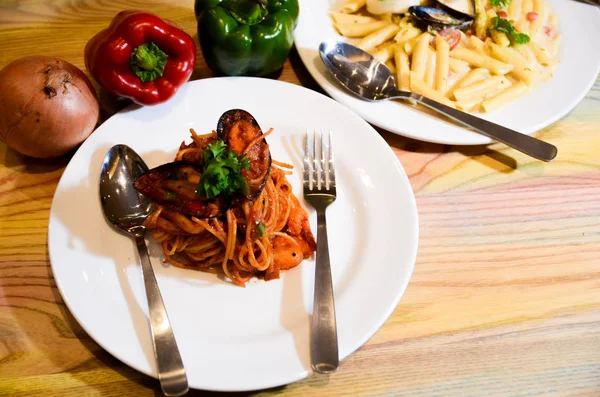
[47, 76, 420, 391]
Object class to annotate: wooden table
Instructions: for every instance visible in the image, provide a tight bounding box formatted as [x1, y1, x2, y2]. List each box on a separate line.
[1, 1, 599, 396]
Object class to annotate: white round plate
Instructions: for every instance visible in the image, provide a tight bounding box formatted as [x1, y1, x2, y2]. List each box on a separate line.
[48, 78, 419, 391]
[294, 0, 600, 145]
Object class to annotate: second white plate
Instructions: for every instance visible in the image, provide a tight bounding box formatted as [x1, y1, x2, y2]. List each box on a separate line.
[294, 0, 600, 145]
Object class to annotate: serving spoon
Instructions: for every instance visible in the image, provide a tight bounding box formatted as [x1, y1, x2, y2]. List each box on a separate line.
[99, 145, 188, 396]
[319, 41, 558, 162]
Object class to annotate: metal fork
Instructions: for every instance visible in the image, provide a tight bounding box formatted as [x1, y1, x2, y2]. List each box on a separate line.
[303, 129, 339, 374]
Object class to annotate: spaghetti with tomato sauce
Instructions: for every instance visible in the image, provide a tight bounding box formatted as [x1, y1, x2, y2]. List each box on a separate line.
[135, 112, 316, 287]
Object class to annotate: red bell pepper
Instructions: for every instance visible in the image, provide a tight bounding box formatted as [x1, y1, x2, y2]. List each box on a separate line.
[85, 10, 196, 106]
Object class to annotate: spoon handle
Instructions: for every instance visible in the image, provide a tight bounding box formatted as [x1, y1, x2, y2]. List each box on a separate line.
[133, 227, 188, 397]
[403, 93, 558, 162]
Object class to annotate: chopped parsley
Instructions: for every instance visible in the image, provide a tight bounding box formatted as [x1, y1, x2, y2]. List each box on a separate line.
[490, 0, 511, 7]
[256, 222, 265, 237]
[196, 141, 250, 199]
[490, 17, 530, 44]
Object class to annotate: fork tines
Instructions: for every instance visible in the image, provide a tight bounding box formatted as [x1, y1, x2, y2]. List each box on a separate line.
[303, 129, 336, 193]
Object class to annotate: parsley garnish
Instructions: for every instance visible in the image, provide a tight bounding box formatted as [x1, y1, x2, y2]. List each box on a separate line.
[196, 141, 250, 199]
[490, 17, 530, 44]
[256, 222, 265, 237]
[490, 0, 511, 7]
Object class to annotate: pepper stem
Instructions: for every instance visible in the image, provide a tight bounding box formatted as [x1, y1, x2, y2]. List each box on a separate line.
[225, 0, 268, 25]
[130, 42, 168, 83]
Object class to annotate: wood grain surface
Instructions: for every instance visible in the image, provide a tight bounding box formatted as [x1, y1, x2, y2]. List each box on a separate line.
[1, 1, 599, 396]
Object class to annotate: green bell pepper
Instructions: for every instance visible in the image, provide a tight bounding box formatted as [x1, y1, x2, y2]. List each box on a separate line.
[194, 0, 299, 76]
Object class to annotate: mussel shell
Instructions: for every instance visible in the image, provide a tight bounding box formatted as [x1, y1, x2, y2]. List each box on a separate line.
[134, 160, 226, 218]
[409, 6, 473, 30]
[216, 109, 272, 201]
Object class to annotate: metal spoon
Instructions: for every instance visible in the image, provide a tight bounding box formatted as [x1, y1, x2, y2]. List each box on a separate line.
[319, 41, 558, 162]
[99, 145, 188, 396]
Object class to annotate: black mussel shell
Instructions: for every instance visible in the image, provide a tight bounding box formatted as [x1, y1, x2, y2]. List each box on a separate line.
[134, 160, 226, 218]
[216, 109, 272, 201]
[409, 6, 473, 30]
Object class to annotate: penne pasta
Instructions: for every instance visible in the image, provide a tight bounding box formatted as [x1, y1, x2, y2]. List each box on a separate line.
[334, 20, 388, 37]
[539, 66, 554, 82]
[514, 43, 539, 68]
[445, 68, 470, 96]
[457, 77, 511, 110]
[395, 47, 411, 92]
[410, 73, 456, 108]
[453, 76, 511, 102]
[485, 8, 498, 25]
[547, 33, 562, 58]
[509, 0, 523, 23]
[328, 0, 560, 113]
[456, 98, 482, 112]
[522, 0, 534, 16]
[457, 68, 490, 87]
[490, 31, 510, 47]
[474, 0, 487, 38]
[469, 35, 486, 54]
[372, 42, 399, 63]
[515, 18, 529, 37]
[487, 42, 536, 86]
[379, 13, 394, 23]
[446, 68, 490, 99]
[451, 47, 513, 75]
[357, 24, 399, 52]
[330, 12, 375, 24]
[385, 59, 396, 74]
[435, 35, 450, 93]
[403, 33, 423, 56]
[449, 58, 469, 74]
[481, 81, 528, 112]
[337, 0, 366, 13]
[394, 25, 421, 44]
[529, 0, 549, 39]
[425, 49, 436, 88]
[520, 0, 533, 34]
[410, 33, 431, 80]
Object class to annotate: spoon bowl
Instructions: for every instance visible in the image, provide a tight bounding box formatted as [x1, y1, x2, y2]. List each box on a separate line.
[100, 145, 154, 232]
[100, 145, 188, 396]
[319, 40, 558, 162]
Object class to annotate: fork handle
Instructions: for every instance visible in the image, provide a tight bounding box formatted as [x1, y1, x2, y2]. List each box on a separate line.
[311, 209, 339, 374]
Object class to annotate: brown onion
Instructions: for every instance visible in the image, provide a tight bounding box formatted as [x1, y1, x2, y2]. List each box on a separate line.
[0, 56, 99, 158]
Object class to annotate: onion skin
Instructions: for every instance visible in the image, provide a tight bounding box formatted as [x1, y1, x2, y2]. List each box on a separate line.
[0, 56, 100, 158]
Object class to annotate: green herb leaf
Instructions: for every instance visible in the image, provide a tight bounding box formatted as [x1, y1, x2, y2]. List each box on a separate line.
[490, 0, 510, 8]
[256, 222, 265, 237]
[490, 17, 530, 44]
[196, 141, 250, 199]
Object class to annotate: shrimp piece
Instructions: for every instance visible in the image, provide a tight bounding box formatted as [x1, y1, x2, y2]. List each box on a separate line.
[272, 235, 304, 270]
[286, 195, 317, 257]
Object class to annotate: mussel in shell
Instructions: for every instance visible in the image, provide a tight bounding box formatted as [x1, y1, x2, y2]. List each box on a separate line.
[133, 109, 272, 219]
[408, 6, 473, 31]
[133, 161, 226, 218]
[217, 109, 272, 201]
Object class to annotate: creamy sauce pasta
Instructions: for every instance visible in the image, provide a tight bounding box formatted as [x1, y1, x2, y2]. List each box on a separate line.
[331, 0, 561, 112]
